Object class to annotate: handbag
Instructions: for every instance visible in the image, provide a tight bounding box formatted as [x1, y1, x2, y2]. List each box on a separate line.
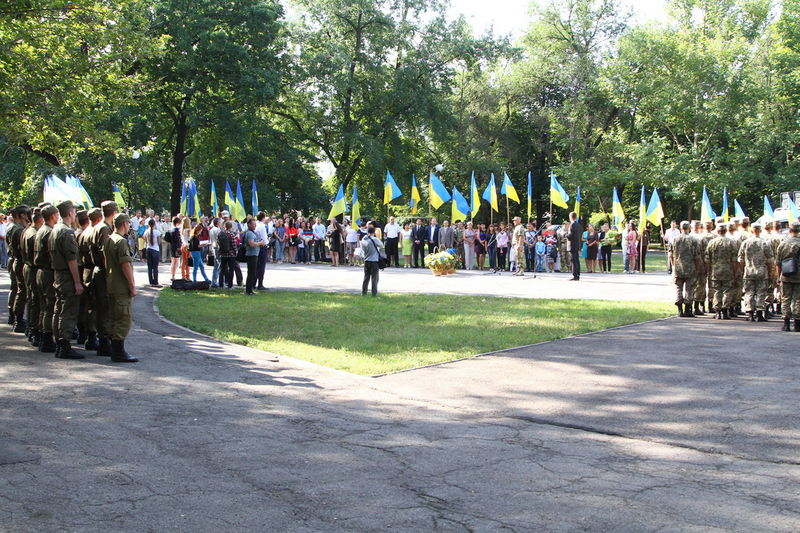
[781, 254, 799, 276]
[206, 254, 215, 267]
[236, 244, 247, 263]
[368, 237, 387, 270]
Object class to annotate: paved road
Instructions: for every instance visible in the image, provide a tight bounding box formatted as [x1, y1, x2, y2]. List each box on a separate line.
[2, 273, 799, 532]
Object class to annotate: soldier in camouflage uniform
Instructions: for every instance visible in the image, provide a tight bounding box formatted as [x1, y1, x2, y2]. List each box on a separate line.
[557, 222, 569, 273]
[35, 205, 59, 353]
[738, 222, 774, 322]
[5, 209, 19, 325]
[74, 209, 93, 347]
[776, 221, 800, 332]
[512, 217, 525, 276]
[9, 205, 31, 332]
[705, 223, 739, 319]
[701, 221, 716, 311]
[764, 221, 784, 317]
[88, 201, 119, 357]
[691, 221, 707, 314]
[49, 200, 85, 359]
[20, 208, 44, 345]
[669, 221, 703, 317]
[78, 208, 103, 350]
[104, 213, 138, 363]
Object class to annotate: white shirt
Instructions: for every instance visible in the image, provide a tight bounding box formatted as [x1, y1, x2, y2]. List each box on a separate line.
[312, 222, 326, 239]
[621, 228, 629, 252]
[255, 221, 268, 242]
[346, 227, 359, 243]
[143, 229, 161, 250]
[384, 223, 401, 239]
[209, 226, 220, 249]
[130, 216, 140, 230]
[664, 227, 680, 243]
[0, 222, 6, 238]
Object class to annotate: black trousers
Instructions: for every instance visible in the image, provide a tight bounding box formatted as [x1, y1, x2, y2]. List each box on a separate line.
[571, 250, 581, 280]
[362, 261, 379, 296]
[412, 242, 425, 267]
[386, 237, 399, 267]
[257, 246, 269, 287]
[146, 248, 160, 285]
[427, 241, 438, 254]
[220, 257, 236, 288]
[640, 249, 647, 272]
[314, 239, 326, 261]
[600, 245, 612, 272]
[245, 255, 258, 294]
[497, 247, 508, 271]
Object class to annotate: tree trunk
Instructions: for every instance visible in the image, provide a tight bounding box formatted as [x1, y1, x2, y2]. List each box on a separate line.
[170, 110, 189, 216]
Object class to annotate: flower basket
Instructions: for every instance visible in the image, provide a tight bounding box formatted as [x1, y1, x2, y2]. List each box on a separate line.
[424, 249, 459, 276]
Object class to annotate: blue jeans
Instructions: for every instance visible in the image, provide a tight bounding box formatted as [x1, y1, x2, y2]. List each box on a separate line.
[488, 244, 497, 270]
[536, 254, 545, 272]
[191, 250, 209, 282]
[0, 240, 7, 269]
[274, 240, 285, 261]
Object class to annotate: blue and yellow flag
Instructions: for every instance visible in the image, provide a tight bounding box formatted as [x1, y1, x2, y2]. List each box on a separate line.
[112, 183, 127, 208]
[788, 198, 800, 222]
[451, 186, 470, 223]
[410, 175, 421, 214]
[191, 179, 202, 219]
[328, 185, 347, 220]
[429, 172, 451, 209]
[179, 181, 188, 215]
[500, 171, 519, 203]
[764, 195, 775, 219]
[612, 187, 625, 226]
[734, 199, 746, 219]
[700, 186, 716, 223]
[384, 171, 402, 205]
[574, 186, 581, 220]
[224, 180, 235, 213]
[550, 172, 569, 209]
[210, 180, 219, 217]
[482, 173, 499, 212]
[470, 171, 480, 218]
[351, 185, 361, 227]
[638, 186, 647, 232]
[527, 171, 532, 221]
[234, 180, 246, 221]
[251, 179, 259, 215]
[721, 188, 729, 222]
[72, 176, 93, 209]
[646, 187, 664, 226]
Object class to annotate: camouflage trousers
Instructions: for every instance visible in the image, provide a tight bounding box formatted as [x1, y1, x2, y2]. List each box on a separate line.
[108, 293, 132, 341]
[673, 275, 696, 305]
[36, 269, 55, 333]
[93, 270, 111, 337]
[743, 278, 769, 312]
[12, 259, 26, 318]
[781, 282, 800, 319]
[8, 258, 17, 312]
[710, 279, 735, 310]
[23, 265, 39, 330]
[54, 271, 80, 341]
[694, 272, 707, 302]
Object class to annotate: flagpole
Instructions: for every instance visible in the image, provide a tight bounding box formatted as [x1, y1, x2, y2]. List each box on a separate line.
[660, 220, 667, 272]
[506, 195, 510, 226]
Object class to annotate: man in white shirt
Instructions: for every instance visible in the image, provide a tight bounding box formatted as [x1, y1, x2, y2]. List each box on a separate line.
[426, 217, 440, 254]
[662, 220, 680, 274]
[209, 217, 222, 287]
[158, 215, 172, 262]
[312, 216, 327, 262]
[255, 212, 269, 289]
[383, 216, 401, 267]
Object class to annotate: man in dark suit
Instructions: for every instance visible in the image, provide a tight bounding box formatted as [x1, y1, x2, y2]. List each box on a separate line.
[426, 217, 440, 254]
[567, 211, 583, 281]
[412, 218, 426, 268]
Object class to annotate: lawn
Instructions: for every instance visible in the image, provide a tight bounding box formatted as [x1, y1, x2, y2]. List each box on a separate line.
[157, 290, 674, 376]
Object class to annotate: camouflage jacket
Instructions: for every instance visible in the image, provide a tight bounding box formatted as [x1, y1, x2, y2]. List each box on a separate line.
[777, 236, 800, 283]
[669, 233, 701, 277]
[738, 236, 773, 280]
[705, 236, 738, 281]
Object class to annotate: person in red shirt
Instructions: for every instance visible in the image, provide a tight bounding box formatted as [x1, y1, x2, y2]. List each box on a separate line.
[285, 219, 299, 264]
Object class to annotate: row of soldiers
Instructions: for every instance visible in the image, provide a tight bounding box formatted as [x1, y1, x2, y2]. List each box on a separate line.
[669, 216, 800, 330]
[4, 200, 138, 362]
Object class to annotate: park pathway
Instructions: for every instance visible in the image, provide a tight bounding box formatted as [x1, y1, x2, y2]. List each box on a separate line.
[1, 271, 799, 532]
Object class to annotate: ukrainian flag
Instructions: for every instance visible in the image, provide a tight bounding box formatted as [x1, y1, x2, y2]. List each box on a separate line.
[574, 186, 581, 220]
[721, 188, 729, 222]
[764, 195, 775, 219]
[734, 199, 746, 219]
[429, 172, 451, 209]
[700, 186, 716, 223]
[180, 181, 188, 215]
[235, 179, 247, 221]
[191, 179, 202, 219]
[550, 172, 569, 209]
[384, 171, 402, 205]
[500, 171, 519, 203]
[224, 180, 235, 213]
[482, 173, 499, 212]
[112, 183, 127, 208]
[328, 184, 347, 220]
[789, 197, 800, 222]
[351, 185, 361, 227]
[410, 175, 421, 214]
[451, 186, 470, 223]
[527, 171, 532, 221]
[470, 171, 480, 218]
[210, 180, 219, 217]
[646, 187, 664, 226]
[73, 176, 93, 209]
[638, 186, 647, 232]
[612, 187, 625, 226]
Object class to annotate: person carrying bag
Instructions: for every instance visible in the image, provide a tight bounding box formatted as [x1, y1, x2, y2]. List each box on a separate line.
[360, 226, 385, 296]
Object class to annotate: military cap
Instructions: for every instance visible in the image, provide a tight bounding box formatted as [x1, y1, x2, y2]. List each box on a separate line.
[716, 222, 728, 231]
[750, 221, 762, 229]
[56, 200, 75, 211]
[714, 217, 725, 224]
[790, 221, 800, 232]
[741, 217, 750, 223]
[38, 201, 51, 208]
[87, 207, 102, 218]
[113, 213, 130, 227]
[680, 221, 691, 230]
[730, 217, 740, 223]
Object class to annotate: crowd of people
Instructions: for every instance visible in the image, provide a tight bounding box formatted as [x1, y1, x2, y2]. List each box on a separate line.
[3, 200, 138, 362]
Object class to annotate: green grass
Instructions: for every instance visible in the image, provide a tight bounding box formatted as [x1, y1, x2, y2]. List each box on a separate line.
[157, 290, 674, 376]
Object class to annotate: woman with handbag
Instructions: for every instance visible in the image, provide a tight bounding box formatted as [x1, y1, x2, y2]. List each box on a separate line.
[188, 225, 211, 283]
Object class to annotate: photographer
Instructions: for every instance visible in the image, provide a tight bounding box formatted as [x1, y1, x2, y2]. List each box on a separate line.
[360, 225, 385, 297]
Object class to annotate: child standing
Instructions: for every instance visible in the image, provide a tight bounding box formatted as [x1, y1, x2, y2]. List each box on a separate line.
[534, 235, 546, 272]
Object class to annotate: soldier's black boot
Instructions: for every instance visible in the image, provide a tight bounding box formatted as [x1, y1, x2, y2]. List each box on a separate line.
[71, 327, 79, 341]
[684, 303, 695, 317]
[675, 303, 683, 317]
[777, 303, 782, 315]
[722, 308, 731, 320]
[756, 311, 767, 322]
[782, 317, 791, 331]
[693, 302, 704, 316]
[38, 332, 56, 353]
[97, 336, 112, 357]
[30, 329, 41, 347]
[76, 324, 87, 345]
[55, 339, 84, 359]
[794, 320, 800, 332]
[110, 340, 138, 363]
[13, 316, 27, 333]
[6, 308, 14, 325]
[715, 310, 722, 320]
[745, 311, 754, 322]
[84, 332, 99, 351]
